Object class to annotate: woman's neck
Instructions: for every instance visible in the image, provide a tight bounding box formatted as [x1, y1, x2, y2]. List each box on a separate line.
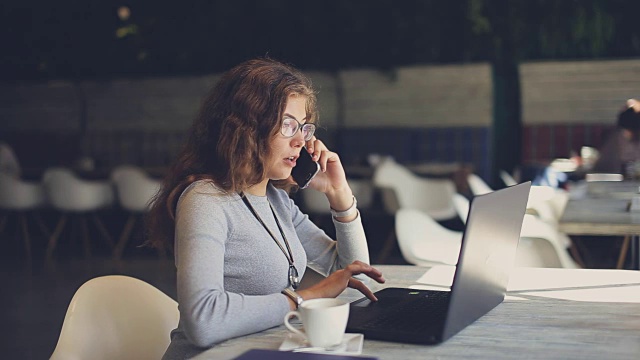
[244, 179, 269, 196]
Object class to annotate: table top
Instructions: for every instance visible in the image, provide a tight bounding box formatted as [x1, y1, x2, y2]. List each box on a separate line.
[560, 181, 640, 235]
[193, 265, 640, 360]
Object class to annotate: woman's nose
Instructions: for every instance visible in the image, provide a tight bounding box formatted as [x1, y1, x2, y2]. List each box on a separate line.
[291, 128, 305, 147]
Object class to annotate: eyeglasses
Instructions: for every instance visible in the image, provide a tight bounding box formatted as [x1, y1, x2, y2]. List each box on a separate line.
[281, 116, 316, 141]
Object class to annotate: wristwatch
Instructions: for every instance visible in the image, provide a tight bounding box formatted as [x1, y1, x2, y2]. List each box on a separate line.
[281, 287, 304, 309]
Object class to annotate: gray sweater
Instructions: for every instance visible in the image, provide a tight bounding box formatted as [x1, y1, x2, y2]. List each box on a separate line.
[162, 181, 369, 359]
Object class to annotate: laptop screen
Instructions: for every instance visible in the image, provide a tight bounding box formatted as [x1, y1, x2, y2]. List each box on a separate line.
[443, 181, 531, 340]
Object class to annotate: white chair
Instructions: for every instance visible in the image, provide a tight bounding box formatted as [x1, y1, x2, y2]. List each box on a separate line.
[43, 167, 115, 261]
[395, 208, 461, 266]
[111, 165, 162, 260]
[372, 158, 458, 264]
[0, 142, 21, 178]
[500, 170, 518, 187]
[453, 193, 579, 268]
[0, 173, 49, 262]
[466, 173, 493, 196]
[348, 178, 374, 210]
[50, 275, 179, 360]
[526, 185, 568, 224]
[452, 193, 471, 223]
[372, 158, 457, 220]
[519, 214, 580, 268]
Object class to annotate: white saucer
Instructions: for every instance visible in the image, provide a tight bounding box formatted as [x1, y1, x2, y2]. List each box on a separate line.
[279, 332, 364, 355]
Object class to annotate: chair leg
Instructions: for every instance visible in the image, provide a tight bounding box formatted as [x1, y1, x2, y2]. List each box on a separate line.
[569, 236, 591, 268]
[92, 214, 114, 249]
[376, 230, 397, 264]
[80, 216, 92, 259]
[113, 214, 136, 260]
[19, 213, 32, 264]
[46, 214, 68, 261]
[32, 212, 51, 238]
[568, 241, 586, 268]
[617, 235, 631, 269]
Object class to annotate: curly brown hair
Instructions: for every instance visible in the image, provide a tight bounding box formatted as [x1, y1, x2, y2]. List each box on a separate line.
[145, 57, 318, 251]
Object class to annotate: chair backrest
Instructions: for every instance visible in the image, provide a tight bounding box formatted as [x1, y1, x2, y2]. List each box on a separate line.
[519, 214, 580, 268]
[527, 185, 567, 223]
[500, 170, 518, 187]
[43, 167, 114, 211]
[0, 172, 46, 210]
[452, 192, 577, 268]
[395, 208, 462, 266]
[111, 165, 162, 212]
[0, 142, 21, 178]
[50, 275, 179, 360]
[373, 159, 456, 220]
[347, 178, 374, 210]
[467, 173, 493, 196]
[452, 193, 470, 223]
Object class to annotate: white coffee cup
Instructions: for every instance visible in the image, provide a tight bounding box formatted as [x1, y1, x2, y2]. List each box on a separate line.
[284, 298, 349, 348]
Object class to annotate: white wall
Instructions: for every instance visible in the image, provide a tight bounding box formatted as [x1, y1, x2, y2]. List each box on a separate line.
[340, 63, 493, 128]
[3, 59, 640, 133]
[521, 59, 640, 125]
[0, 81, 81, 131]
[83, 74, 218, 131]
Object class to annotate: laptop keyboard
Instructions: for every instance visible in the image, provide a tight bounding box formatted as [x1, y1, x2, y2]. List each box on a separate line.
[358, 290, 450, 332]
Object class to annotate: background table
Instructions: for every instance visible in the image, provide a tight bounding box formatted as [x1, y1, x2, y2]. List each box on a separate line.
[560, 181, 640, 269]
[193, 265, 640, 360]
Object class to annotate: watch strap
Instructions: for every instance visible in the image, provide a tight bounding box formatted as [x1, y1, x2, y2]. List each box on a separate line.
[281, 287, 304, 309]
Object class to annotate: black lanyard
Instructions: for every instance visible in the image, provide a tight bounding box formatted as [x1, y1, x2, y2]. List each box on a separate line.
[240, 192, 300, 289]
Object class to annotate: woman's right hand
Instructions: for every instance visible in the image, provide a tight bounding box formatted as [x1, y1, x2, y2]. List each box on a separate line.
[297, 261, 385, 302]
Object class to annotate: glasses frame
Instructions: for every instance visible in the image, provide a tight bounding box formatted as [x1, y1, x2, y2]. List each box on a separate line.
[281, 116, 316, 141]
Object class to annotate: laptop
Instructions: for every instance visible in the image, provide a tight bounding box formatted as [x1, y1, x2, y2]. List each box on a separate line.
[346, 181, 532, 344]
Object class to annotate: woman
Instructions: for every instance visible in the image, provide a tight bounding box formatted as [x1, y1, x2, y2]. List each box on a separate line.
[146, 58, 385, 359]
[593, 98, 640, 175]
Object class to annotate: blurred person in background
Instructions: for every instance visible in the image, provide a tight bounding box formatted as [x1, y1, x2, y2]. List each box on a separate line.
[592, 98, 640, 176]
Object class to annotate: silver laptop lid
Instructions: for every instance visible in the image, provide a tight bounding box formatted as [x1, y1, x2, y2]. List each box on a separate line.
[443, 181, 531, 341]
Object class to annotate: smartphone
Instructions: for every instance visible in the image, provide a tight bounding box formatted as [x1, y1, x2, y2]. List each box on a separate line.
[291, 147, 320, 189]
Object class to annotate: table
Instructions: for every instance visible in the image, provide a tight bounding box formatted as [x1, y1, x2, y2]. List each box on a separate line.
[560, 181, 640, 269]
[193, 265, 640, 360]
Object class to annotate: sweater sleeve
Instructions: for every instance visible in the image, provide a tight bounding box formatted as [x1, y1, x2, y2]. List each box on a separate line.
[174, 184, 290, 348]
[287, 192, 370, 277]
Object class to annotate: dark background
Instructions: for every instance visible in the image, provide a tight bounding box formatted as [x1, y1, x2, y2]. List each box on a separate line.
[2, 0, 639, 80]
[3, 0, 640, 177]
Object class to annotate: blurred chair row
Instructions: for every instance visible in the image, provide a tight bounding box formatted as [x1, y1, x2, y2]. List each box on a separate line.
[0, 165, 162, 263]
[300, 156, 582, 269]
